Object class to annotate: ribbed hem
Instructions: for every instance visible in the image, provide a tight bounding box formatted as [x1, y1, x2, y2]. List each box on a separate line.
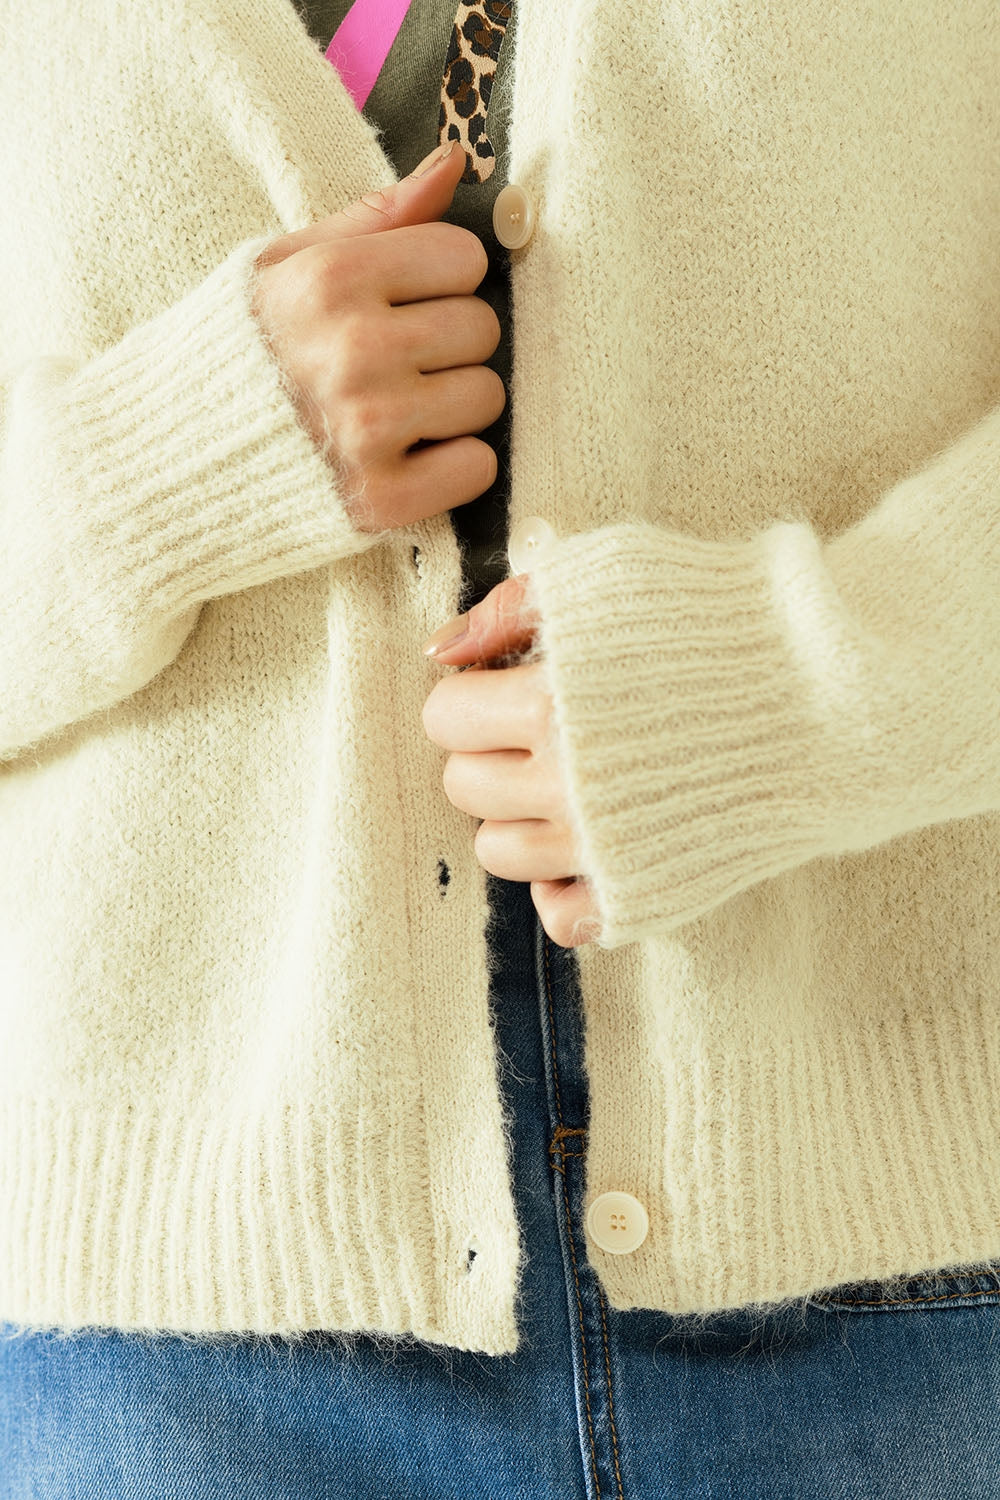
[524, 522, 852, 947]
[582, 982, 1000, 1314]
[0, 1100, 520, 1355]
[54, 235, 388, 637]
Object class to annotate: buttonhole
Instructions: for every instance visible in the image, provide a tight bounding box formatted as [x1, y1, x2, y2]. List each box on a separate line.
[437, 858, 451, 894]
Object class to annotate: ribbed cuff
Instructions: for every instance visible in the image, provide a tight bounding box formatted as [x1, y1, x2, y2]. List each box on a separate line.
[524, 522, 854, 948]
[54, 234, 387, 634]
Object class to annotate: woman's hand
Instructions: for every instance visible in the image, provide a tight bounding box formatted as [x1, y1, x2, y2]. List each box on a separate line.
[420, 575, 602, 948]
[251, 140, 506, 533]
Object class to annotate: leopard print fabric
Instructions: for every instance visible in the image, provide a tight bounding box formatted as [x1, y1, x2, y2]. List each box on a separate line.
[438, 1, 514, 184]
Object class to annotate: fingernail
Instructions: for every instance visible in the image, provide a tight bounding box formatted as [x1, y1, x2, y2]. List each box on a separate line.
[423, 614, 468, 656]
[410, 140, 456, 179]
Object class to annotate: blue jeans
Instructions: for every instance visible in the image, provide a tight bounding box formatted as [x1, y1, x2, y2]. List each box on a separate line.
[4, 872, 1000, 1498]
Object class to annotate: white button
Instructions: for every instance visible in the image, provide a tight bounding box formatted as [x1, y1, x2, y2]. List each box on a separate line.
[492, 183, 535, 250]
[507, 515, 556, 575]
[586, 1192, 649, 1254]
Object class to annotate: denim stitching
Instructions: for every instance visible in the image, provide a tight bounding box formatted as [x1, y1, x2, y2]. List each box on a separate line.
[548, 1150, 640, 1491]
[548, 1129, 586, 1176]
[556, 1139, 605, 1499]
[596, 1286, 626, 1499]
[548, 942, 626, 1494]
[819, 1278, 1000, 1309]
[544, 936, 566, 1128]
[544, 936, 602, 1498]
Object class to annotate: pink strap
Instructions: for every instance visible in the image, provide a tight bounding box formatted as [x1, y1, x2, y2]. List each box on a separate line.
[326, 0, 415, 111]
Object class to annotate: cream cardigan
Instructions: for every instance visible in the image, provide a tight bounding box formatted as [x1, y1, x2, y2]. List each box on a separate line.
[0, 0, 998, 1354]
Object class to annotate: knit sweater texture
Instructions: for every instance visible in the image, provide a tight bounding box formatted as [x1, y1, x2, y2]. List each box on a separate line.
[1, 0, 999, 1355]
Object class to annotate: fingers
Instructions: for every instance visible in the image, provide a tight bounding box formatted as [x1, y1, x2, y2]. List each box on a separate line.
[474, 821, 581, 882]
[392, 295, 502, 373]
[530, 878, 603, 949]
[404, 365, 506, 445]
[422, 574, 540, 666]
[442, 748, 559, 821]
[421, 661, 552, 752]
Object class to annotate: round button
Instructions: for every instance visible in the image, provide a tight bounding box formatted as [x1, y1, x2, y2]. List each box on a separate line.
[586, 1192, 649, 1255]
[492, 183, 535, 250]
[508, 515, 556, 575]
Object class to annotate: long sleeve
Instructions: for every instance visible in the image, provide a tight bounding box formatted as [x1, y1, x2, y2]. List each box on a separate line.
[523, 404, 1000, 949]
[0, 233, 387, 764]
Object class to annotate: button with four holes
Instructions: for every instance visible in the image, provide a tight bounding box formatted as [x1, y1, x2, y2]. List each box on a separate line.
[493, 183, 535, 250]
[586, 1191, 649, 1254]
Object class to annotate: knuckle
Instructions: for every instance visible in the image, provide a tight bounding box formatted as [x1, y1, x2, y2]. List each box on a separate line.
[421, 685, 446, 741]
[298, 242, 346, 304]
[473, 821, 501, 874]
[522, 689, 549, 745]
[465, 439, 497, 494]
[531, 888, 564, 948]
[254, 239, 287, 272]
[456, 226, 489, 284]
[335, 310, 378, 377]
[316, 241, 370, 306]
[481, 301, 502, 352]
[490, 588, 522, 654]
[537, 905, 560, 945]
[488, 368, 507, 411]
[441, 755, 467, 808]
[480, 441, 499, 487]
[359, 186, 392, 217]
[529, 670, 554, 736]
[552, 912, 575, 948]
[342, 398, 385, 458]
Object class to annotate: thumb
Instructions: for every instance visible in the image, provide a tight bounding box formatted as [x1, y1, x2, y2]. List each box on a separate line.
[422, 575, 542, 665]
[255, 140, 467, 267]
